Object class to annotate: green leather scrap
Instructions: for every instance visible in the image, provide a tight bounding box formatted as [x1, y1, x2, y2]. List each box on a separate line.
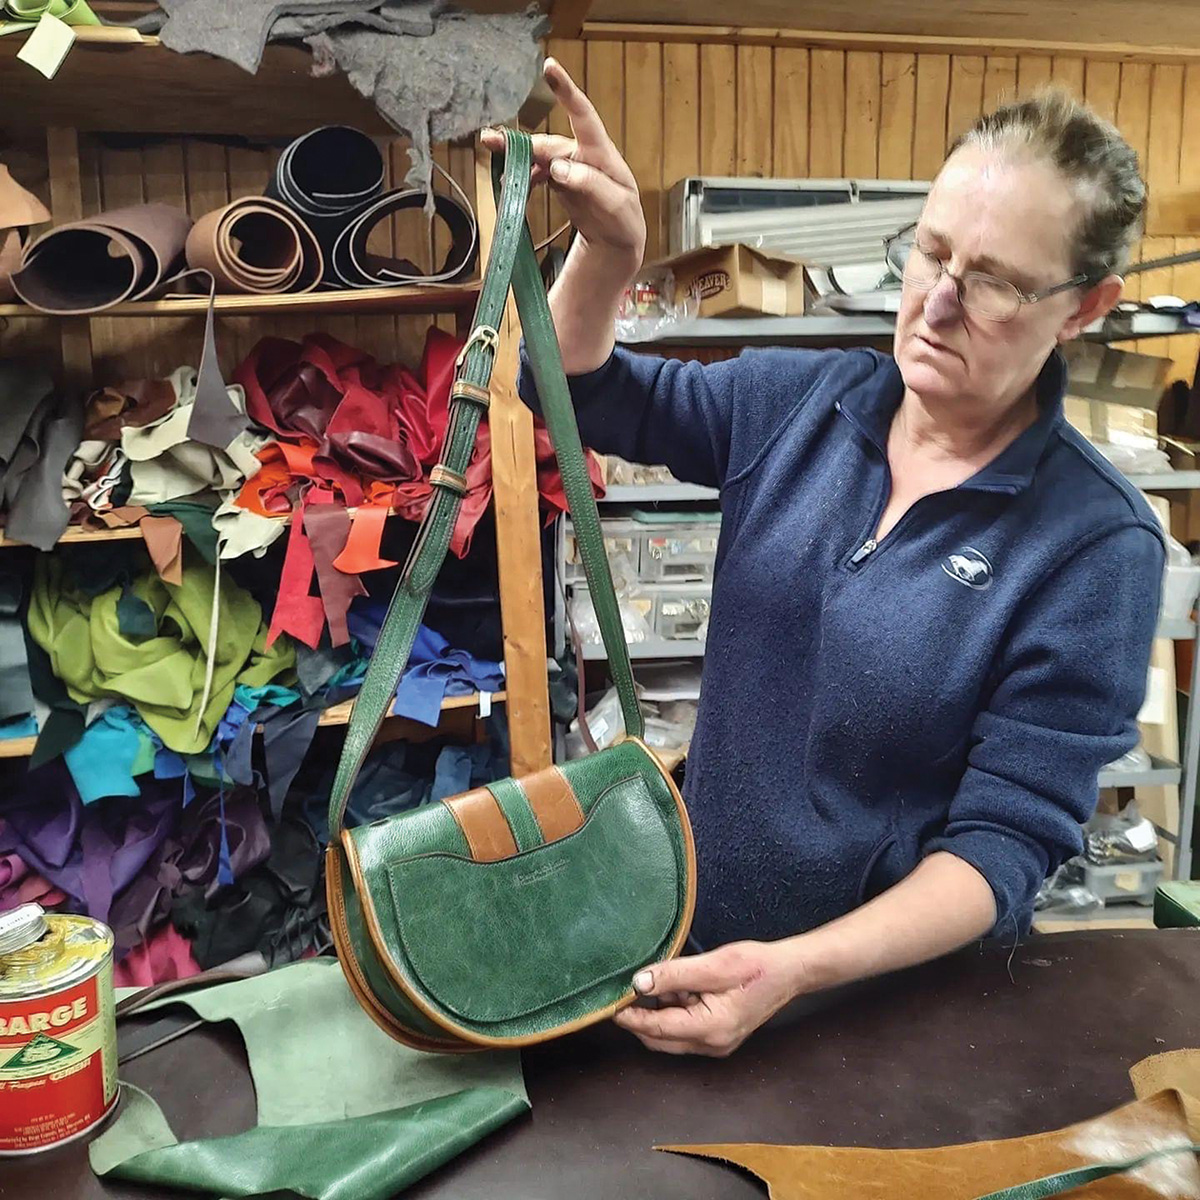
[973, 1143, 1200, 1199]
[91, 959, 528, 1199]
[0, 0, 99, 34]
[27, 551, 294, 754]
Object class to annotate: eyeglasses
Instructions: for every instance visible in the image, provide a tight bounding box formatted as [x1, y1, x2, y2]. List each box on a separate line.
[883, 223, 1090, 322]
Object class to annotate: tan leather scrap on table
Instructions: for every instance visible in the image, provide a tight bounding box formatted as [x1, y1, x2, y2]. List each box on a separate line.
[659, 1050, 1200, 1198]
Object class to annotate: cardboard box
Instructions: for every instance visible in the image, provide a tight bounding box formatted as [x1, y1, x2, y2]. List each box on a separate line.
[660, 244, 809, 318]
[1061, 342, 1170, 443]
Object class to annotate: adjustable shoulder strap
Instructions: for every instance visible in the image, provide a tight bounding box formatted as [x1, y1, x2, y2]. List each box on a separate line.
[327, 130, 642, 838]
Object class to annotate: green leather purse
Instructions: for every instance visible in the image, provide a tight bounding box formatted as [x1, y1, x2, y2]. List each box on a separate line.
[325, 129, 697, 1053]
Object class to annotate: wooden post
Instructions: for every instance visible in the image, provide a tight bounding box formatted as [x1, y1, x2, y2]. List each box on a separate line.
[45, 127, 93, 393]
[475, 141, 553, 776]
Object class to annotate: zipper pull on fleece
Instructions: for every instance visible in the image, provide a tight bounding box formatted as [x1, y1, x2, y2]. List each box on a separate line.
[850, 537, 877, 565]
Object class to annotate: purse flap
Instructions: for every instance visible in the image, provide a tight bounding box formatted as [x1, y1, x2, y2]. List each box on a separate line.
[385, 773, 681, 1024]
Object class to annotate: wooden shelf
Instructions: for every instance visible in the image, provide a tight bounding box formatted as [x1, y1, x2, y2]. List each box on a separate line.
[0, 502, 414, 549]
[0, 0, 565, 135]
[0, 282, 481, 320]
[0, 690, 507, 759]
[1033, 906, 1157, 934]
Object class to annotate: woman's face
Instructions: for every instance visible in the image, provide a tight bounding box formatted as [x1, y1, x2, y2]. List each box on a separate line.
[893, 143, 1118, 413]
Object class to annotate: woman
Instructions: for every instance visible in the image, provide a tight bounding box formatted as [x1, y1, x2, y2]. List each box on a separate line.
[484, 61, 1164, 1057]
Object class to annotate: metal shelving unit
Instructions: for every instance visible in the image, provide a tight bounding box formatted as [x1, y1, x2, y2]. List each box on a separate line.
[601, 483, 720, 504]
[1097, 754, 1183, 790]
[1127, 472, 1200, 491]
[582, 637, 706, 662]
[624, 309, 1196, 349]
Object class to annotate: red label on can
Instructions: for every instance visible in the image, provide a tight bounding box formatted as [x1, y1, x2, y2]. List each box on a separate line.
[0, 970, 117, 1154]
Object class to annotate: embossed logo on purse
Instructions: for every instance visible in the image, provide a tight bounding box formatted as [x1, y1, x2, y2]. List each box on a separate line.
[513, 859, 570, 887]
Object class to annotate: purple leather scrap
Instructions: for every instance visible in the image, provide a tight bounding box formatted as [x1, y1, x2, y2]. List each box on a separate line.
[0, 760, 180, 937]
[106, 786, 270, 955]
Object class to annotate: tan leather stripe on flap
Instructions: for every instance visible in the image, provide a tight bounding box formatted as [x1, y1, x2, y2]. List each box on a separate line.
[520, 766, 585, 843]
[444, 787, 518, 861]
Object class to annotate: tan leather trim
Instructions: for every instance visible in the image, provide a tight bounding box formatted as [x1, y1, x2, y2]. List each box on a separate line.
[451, 380, 491, 409]
[325, 844, 469, 1053]
[518, 765, 585, 843]
[429, 465, 468, 496]
[443, 787, 519, 861]
[337, 744, 699, 1050]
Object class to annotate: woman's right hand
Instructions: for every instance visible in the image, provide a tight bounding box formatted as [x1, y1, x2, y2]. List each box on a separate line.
[480, 57, 647, 273]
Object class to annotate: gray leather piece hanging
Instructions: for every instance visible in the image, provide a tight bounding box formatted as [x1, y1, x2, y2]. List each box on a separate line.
[6, 392, 84, 550]
[0, 361, 79, 551]
[144, 1, 545, 193]
[0, 571, 35, 723]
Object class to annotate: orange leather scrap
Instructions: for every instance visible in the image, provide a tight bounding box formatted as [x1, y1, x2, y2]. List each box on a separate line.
[658, 1049, 1200, 1200]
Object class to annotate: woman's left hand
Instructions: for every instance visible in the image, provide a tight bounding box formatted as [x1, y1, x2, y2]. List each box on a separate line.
[612, 941, 802, 1057]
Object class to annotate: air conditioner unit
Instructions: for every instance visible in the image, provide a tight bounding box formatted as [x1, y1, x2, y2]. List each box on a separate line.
[667, 176, 931, 305]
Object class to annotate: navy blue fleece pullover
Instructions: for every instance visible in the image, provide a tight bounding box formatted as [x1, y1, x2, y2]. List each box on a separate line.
[518, 346, 1164, 947]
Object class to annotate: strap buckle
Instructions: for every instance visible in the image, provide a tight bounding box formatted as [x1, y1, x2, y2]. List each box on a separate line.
[454, 324, 500, 368]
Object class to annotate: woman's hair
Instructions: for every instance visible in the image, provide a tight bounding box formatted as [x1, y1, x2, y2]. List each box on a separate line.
[950, 88, 1146, 280]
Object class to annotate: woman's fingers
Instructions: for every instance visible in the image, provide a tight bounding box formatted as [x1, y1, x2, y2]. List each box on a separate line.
[544, 57, 638, 187]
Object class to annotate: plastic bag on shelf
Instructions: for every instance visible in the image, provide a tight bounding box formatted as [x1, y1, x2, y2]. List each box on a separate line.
[565, 686, 623, 759]
[1101, 744, 1152, 775]
[614, 267, 699, 343]
[1084, 799, 1160, 865]
[568, 551, 653, 648]
[1034, 865, 1103, 914]
[1093, 440, 1172, 475]
[1161, 534, 1200, 621]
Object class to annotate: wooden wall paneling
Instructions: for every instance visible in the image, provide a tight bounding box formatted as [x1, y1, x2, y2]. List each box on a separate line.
[431, 139, 460, 342]
[472, 142, 551, 776]
[808, 48, 845, 177]
[911, 54, 950, 179]
[221, 140, 267, 372]
[771, 47, 809, 179]
[44, 128, 92, 392]
[586, 39, 626, 155]
[1173, 73, 1200, 377]
[0, 135, 57, 369]
[1180, 67, 1200, 242]
[699, 42, 737, 175]
[983, 56, 1018, 110]
[547, 37, 586, 250]
[1136, 235, 1175, 364]
[626, 39, 665, 260]
[662, 41, 700, 249]
[94, 138, 148, 382]
[843, 51, 880, 177]
[1084, 59, 1121, 124]
[946, 55, 985, 149]
[1171, 237, 1200, 385]
[371, 135, 422, 366]
[1116, 63, 1152, 349]
[1051, 56, 1086, 97]
[736, 44, 774, 179]
[142, 137, 195, 380]
[1016, 55, 1053, 98]
[1146, 64, 1185, 236]
[877, 52, 914, 179]
[1117, 62, 1153, 170]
